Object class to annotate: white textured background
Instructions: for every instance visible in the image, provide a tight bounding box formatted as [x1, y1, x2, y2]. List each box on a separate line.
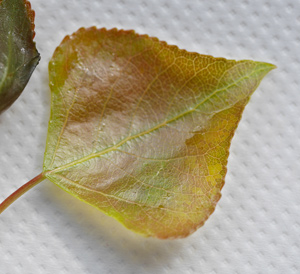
[0, 0, 299, 273]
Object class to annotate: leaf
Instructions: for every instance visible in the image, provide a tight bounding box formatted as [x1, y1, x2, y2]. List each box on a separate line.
[0, 0, 40, 114]
[43, 27, 275, 238]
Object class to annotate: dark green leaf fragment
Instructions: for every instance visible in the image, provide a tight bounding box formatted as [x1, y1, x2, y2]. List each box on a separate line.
[0, 0, 40, 114]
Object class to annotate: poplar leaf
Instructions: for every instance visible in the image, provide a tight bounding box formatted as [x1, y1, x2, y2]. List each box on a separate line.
[43, 28, 275, 238]
[0, 0, 40, 114]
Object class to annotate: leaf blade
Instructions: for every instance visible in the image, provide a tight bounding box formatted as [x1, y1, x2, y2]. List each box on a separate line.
[45, 27, 275, 238]
[0, 0, 40, 114]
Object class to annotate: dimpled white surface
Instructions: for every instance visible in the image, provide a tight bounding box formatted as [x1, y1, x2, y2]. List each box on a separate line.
[0, 0, 299, 273]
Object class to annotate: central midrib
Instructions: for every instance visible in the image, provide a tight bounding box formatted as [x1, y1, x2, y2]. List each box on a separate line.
[46, 65, 261, 175]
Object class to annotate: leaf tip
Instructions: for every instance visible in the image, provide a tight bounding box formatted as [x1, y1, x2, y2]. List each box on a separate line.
[261, 61, 277, 71]
[245, 61, 276, 86]
[256, 61, 277, 74]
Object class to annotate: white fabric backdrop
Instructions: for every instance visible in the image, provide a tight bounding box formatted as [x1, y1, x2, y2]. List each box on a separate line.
[0, 0, 299, 273]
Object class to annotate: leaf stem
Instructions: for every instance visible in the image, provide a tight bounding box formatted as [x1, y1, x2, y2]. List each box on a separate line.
[0, 173, 45, 214]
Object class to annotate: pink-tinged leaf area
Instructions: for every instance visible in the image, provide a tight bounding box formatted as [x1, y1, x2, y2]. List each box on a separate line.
[44, 27, 275, 238]
[24, 0, 36, 38]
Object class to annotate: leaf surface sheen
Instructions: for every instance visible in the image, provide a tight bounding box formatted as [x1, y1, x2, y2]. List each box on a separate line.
[45, 27, 275, 238]
[0, 0, 40, 114]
